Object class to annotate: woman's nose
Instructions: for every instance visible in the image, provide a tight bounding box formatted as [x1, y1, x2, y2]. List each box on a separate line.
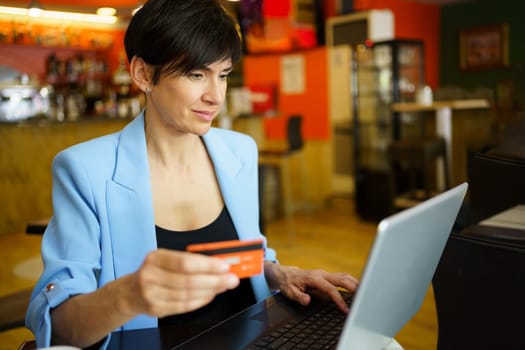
[203, 80, 225, 105]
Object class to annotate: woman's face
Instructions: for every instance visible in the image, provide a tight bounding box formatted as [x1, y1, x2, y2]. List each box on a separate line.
[147, 59, 233, 136]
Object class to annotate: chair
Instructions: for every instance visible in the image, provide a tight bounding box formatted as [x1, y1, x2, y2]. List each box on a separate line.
[387, 136, 450, 211]
[466, 148, 525, 225]
[432, 231, 525, 349]
[258, 115, 306, 239]
[17, 340, 36, 350]
[25, 218, 49, 235]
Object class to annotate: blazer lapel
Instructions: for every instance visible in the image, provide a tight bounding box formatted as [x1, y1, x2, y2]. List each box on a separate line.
[107, 113, 157, 277]
[203, 130, 259, 240]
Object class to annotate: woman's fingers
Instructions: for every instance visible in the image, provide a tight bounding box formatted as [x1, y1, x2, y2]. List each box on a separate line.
[274, 266, 359, 313]
[148, 249, 231, 274]
[141, 264, 239, 291]
[134, 249, 240, 316]
[326, 272, 359, 292]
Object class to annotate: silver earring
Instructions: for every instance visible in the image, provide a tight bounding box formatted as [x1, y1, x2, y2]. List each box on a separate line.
[144, 86, 151, 93]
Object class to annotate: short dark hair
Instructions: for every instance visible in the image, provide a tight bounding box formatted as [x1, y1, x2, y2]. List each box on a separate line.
[124, 0, 242, 84]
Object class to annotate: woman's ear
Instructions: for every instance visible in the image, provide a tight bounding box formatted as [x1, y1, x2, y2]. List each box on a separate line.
[129, 56, 152, 92]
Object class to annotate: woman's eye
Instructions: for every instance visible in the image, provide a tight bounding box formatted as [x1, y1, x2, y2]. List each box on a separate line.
[220, 73, 230, 80]
[189, 72, 203, 80]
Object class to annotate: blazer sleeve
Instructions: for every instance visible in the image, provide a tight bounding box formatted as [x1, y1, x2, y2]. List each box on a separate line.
[25, 149, 104, 347]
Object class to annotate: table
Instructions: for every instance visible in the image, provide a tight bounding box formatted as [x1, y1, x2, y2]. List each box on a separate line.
[463, 205, 525, 242]
[391, 99, 490, 189]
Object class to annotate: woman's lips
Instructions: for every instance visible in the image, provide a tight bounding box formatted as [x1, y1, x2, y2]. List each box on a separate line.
[194, 110, 215, 122]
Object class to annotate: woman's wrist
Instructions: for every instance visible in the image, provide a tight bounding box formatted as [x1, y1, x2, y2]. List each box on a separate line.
[263, 261, 281, 290]
[107, 273, 141, 319]
[264, 261, 300, 291]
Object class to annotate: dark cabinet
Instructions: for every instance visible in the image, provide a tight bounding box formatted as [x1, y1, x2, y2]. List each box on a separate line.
[353, 39, 425, 221]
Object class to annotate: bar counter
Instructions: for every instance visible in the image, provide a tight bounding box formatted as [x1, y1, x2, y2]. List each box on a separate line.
[0, 116, 132, 235]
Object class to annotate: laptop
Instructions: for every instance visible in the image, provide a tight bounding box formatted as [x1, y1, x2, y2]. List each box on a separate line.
[171, 183, 468, 350]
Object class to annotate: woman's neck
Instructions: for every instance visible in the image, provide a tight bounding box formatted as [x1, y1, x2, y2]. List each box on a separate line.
[145, 116, 206, 172]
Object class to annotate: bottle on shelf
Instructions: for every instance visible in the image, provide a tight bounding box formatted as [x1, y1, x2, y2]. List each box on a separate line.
[112, 52, 133, 118]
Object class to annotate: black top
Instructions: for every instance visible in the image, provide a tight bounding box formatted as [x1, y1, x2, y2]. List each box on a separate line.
[155, 206, 256, 328]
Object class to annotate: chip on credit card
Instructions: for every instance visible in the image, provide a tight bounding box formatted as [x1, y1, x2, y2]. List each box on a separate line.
[187, 239, 264, 279]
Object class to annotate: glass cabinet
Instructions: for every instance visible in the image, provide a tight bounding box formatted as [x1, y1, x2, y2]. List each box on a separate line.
[353, 39, 425, 221]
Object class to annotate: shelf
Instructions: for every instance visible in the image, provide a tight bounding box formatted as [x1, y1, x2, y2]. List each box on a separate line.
[46, 73, 110, 86]
[0, 42, 111, 53]
[391, 99, 490, 113]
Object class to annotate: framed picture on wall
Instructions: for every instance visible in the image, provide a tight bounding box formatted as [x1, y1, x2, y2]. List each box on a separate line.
[459, 23, 509, 71]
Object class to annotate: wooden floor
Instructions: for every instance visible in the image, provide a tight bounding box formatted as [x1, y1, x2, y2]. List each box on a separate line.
[0, 196, 437, 349]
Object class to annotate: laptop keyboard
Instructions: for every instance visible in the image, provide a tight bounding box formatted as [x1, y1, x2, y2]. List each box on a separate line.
[245, 291, 353, 350]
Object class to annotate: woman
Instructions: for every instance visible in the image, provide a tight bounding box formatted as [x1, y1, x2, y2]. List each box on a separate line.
[25, 0, 358, 348]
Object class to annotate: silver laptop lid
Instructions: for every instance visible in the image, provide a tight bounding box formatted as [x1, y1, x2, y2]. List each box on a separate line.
[338, 183, 468, 349]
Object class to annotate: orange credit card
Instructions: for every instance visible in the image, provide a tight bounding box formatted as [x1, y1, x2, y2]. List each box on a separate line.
[187, 239, 264, 279]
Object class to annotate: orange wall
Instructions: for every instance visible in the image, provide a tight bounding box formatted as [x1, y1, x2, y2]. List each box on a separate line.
[245, 0, 441, 140]
[353, 0, 440, 88]
[243, 47, 329, 140]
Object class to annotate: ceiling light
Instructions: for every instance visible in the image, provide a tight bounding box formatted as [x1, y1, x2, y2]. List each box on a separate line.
[42, 9, 117, 24]
[27, 0, 42, 17]
[0, 5, 117, 24]
[97, 7, 116, 16]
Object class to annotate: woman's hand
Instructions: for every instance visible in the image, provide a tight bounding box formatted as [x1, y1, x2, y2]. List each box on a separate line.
[51, 249, 239, 347]
[264, 262, 359, 313]
[126, 248, 240, 318]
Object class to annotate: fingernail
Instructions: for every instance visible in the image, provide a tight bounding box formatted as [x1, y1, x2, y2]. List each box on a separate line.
[227, 274, 239, 287]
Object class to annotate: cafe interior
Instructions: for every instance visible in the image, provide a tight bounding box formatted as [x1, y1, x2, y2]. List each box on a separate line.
[1, 0, 524, 348]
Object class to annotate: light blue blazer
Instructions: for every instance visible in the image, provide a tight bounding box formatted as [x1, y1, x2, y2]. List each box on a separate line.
[25, 112, 276, 347]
